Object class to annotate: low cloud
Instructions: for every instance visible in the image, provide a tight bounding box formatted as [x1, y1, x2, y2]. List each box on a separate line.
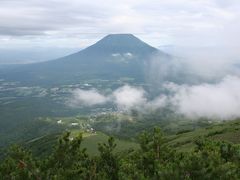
[164, 75, 240, 119]
[69, 85, 147, 110]
[146, 96, 168, 110]
[70, 89, 108, 106]
[146, 34, 240, 120]
[147, 48, 240, 88]
[69, 77, 240, 120]
[112, 85, 147, 110]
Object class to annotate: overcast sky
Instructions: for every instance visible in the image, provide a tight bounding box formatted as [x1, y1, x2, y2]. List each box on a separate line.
[0, 0, 239, 50]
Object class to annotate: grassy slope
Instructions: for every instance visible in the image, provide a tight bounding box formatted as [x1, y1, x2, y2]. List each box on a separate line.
[25, 131, 138, 157]
[81, 132, 139, 155]
[25, 118, 240, 156]
[166, 119, 240, 151]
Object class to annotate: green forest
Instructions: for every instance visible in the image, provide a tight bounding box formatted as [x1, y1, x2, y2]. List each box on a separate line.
[1, 127, 240, 180]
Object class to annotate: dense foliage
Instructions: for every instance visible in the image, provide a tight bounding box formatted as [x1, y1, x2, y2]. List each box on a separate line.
[1, 128, 240, 180]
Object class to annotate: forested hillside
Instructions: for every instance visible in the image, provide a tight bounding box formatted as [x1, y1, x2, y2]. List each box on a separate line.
[1, 124, 240, 179]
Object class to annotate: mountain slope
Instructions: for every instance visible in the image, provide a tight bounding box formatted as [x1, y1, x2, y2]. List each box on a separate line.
[1, 34, 167, 86]
[24, 118, 240, 157]
[25, 131, 139, 157]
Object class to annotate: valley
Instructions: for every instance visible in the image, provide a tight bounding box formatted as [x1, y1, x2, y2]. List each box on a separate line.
[0, 34, 240, 179]
[0, 34, 239, 154]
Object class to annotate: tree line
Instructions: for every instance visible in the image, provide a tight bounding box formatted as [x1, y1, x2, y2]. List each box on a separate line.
[1, 128, 240, 179]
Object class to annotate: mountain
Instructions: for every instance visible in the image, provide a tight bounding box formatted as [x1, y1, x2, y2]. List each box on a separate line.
[0, 34, 168, 86]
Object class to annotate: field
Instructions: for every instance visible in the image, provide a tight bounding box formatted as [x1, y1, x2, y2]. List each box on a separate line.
[81, 132, 139, 155]
[25, 130, 138, 157]
[25, 117, 240, 157]
[166, 119, 240, 151]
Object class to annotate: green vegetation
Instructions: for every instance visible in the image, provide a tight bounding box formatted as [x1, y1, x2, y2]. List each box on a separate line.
[166, 119, 240, 152]
[1, 91, 240, 179]
[26, 131, 138, 157]
[93, 110, 214, 139]
[81, 132, 138, 155]
[24, 118, 240, 156]
[1, 128, 240, 179]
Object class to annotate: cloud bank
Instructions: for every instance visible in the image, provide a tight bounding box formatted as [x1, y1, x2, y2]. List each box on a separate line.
[145, 75, 240, 120]
[112, 85, 146, 110]
[69, 85, 146, 110]
[167, 76, 240, 120]
[70, 89, 108, 106]
[0, 0, 240, 49]
[69, 76, 240, 120]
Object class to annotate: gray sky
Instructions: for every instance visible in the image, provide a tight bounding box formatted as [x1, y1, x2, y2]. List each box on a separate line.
[0, 0, 239, 49]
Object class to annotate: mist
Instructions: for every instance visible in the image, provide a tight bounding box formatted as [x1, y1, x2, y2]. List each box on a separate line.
[146, 44, 240, 120]
[69, 85, 146, 111]
[161, 76, 240, 119]
[0, 47, 79, 65]
[67, 23, 240, 120]
[69, 89, 108, 107]
[69, 74, 240, 120]
[112, 85, 146, 111]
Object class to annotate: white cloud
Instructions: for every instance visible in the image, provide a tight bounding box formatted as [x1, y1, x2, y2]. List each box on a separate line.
[112, 85, 147, 110]
[165, 76, 240, 119]
[69, 77, 240, 120]
[146, 96, 168, 110]
[147, 44, 240, 86]
[69, 85, 147, 110]
[70, 89, 108, 106]
[0, 0, 239, 49]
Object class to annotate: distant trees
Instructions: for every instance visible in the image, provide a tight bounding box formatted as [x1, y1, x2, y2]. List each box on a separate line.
[1, 128, 240, 179]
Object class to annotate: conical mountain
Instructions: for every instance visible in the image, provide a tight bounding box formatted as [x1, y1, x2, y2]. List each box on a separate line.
[1, 34, 168, 86]
[84, 34, 157, 53]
